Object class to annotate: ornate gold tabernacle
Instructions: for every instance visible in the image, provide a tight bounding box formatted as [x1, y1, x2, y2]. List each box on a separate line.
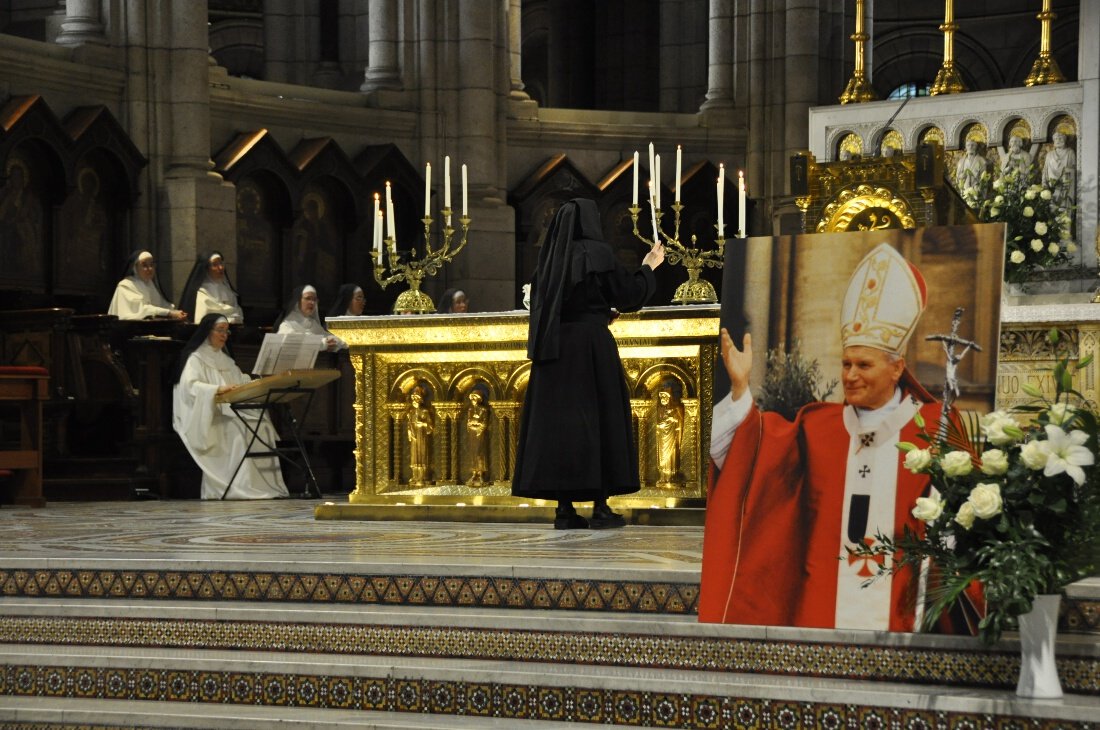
[320, 306, 720, 520]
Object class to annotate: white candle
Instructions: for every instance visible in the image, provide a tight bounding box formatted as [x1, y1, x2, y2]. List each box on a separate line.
[424, 162, 431, 217]
[648, 142, 655, 183]
[738, 169, 746, 238]
[373, 193, 381, 255]
[461, 163, 468, 216]
[675, 145, 682, 202]
[632, 151, 639, 206]
[444, 155, 452, 209]
[716, 179, 724, 235]
[385, 181, 395, 240]
[648, 181, 659, 244]
[718, 163, 726, 208]
[654, 154, 661, 210]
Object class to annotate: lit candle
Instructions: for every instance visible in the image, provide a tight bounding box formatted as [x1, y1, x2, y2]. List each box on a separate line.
[461, 163, 468, 216]
[717, 164, 725, 235]
[738, 169, 746, 238]
[385, 181, 395, 241]
[716, 179, 724, 235]
[675, 145, 682, 203]
[654, 153, 661, 210]
[424, 162, 431, 217]
[632, 151, 639, 206]
[373, 193, 381, 255]
[648, 181, 659, 244]
[444, 155, 452, 209]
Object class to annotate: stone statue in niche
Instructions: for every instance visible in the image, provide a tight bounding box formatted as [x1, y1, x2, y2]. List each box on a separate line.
[999, 135, 1037, 180]
[1042, 131, 1076, 204]
[954, 139, 988, 195]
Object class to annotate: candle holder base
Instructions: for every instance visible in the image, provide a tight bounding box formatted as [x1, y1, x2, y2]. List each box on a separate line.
[393, 286, 435, 315]
[671, 264, 718, 305]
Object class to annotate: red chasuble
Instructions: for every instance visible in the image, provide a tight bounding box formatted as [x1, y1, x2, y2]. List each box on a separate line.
[698, 395, 943, 631]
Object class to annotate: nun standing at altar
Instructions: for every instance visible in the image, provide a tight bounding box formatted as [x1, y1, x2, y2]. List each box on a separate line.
[179, 251, 244, 324]
[108, 250, 188, 321]
[512, 198, 664, 529]
[172, 313, 289, 500]
[276, 284, 346, 351]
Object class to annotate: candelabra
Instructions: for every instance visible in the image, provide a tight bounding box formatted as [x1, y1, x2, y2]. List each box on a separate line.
[629, 202, 725, 304]
[372, 210, 471, 314]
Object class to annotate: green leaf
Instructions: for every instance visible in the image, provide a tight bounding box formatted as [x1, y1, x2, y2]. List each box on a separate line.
[914, 411, 925, 429]
[1077, 354, 1094, 370]
[1020, 382, 1044, 398]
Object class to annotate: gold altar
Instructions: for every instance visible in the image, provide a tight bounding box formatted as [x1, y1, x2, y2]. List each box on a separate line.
[318, 305, 720, 522]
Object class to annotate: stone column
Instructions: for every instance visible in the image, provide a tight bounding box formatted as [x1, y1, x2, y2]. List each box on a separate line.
[56, 0, 107, 46]
[361, 0, 402, 92]
[700, 0, 734, 112]
[784, 3, 817, 167]
[507, 0, 528, 100]
[1078, 0, 1098, 268]
[659, 0, 682, 113]
[264, 0, 293, 83]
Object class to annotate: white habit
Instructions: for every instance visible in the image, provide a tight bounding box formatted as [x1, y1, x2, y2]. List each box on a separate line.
[108, 277, 176, 320]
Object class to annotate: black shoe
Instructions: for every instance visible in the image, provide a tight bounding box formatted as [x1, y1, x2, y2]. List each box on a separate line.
[589, 503, 626, 529]
[554, 503, 589, 530]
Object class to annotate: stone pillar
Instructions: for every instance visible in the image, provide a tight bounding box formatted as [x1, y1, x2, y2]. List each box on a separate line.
[56, 0, 107, 46]
[659, 0, 682, 113]
[784, 3, 817, 175]
[700, 0, 734, 112]
[361, 0, 402, 92]
[507, 0, 528, 100]
[1078, 0, 1098, 268]
[264, 0, 293, 83]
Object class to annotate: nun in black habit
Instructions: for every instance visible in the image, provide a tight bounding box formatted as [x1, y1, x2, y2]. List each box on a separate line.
[512, 198, 665, 529]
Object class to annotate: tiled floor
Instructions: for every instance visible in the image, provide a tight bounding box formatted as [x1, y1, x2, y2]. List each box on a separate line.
[1, 500, 703, 581]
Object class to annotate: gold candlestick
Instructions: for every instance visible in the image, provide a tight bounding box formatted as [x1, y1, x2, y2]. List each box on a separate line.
[372, 209, 471, 314]
[839, 0, 876, 104]
[629, 201, 725, 304]
[1025, 0, 1065, 86]
[930, 0, 967, 95]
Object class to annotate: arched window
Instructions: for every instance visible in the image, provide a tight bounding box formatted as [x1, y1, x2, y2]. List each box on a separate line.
[886, 82, 931, 100]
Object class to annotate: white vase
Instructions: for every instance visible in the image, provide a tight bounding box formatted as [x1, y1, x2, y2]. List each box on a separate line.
[1015, 593, 1064, 699]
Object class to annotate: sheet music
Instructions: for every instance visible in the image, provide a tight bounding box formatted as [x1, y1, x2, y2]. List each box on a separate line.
[252, 333, 324, 375]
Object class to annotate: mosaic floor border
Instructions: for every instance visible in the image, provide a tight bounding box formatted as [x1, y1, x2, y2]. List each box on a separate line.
[1, 615, 1097, 695]
[0, 664, 1093, 729]
[0, 567, 698, 614]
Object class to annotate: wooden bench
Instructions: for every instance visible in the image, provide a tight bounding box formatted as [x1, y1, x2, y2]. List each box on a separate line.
[0, 365, 49, 507]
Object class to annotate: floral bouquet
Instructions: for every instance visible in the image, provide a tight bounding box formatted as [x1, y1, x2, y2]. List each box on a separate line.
[852, 331, 1100, 643]
[975, 168, 1075, 284]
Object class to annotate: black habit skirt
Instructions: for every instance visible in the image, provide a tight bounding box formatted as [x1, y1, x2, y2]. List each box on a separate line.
[512, 318, 640, 501]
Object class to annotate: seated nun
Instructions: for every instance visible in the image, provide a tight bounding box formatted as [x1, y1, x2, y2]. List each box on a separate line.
[171, 313, 289, 500]
[327, 283, 366, 318]
[437, 288, 469, 313]
[108, 250, 188, 321]
[275, 284, 346, 351]
[179, 251, 244, 324]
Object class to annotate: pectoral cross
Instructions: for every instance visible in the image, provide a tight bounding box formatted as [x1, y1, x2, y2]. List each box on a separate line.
[926, 307, 982, 445]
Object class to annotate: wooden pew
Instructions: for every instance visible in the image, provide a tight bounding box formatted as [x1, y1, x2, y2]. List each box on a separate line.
[0, 365, 49, 506]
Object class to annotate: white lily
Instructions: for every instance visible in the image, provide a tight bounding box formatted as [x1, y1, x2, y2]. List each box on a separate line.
[1042, 424, 1094, 486]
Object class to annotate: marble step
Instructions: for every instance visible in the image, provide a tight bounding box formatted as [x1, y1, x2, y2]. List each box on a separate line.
[2, 643, 1099, 729]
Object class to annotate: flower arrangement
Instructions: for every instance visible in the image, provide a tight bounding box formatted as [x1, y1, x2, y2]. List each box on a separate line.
[974, 168, 1075, 284]
[852, 331, 1100, 643]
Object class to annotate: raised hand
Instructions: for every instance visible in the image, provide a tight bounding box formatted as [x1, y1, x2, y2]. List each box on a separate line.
[720, 327, 752, 400]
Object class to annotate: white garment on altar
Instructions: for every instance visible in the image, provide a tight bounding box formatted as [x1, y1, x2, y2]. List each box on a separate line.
[173, 342, 289, 500]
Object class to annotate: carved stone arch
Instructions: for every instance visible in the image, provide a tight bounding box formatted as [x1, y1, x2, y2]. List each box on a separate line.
[1037, 111, 1078, 141]
[816, 184, 916, 234]
[0, 96, 74, 185]
[64, 106, 146, 204]
[829, 130, 862, 160]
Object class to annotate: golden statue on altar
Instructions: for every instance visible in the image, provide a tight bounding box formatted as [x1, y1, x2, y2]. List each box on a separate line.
[405, 384, 435, 486]
[653, 384, 685, 489]
[464, 388, 490, 487]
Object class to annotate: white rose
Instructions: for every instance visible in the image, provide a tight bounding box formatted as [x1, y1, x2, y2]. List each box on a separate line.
[1020, 439, 1050, 470]
[1048, 242, 1060, 255]
[967, 482, 1003, 520]
[912, 495, 944, 523]
[940, 450, 973, 477]
[994, 195, 1005, 205]
[1023, 206, 1034, 217]
[1031, 238, 1044, 252]
[955, 502, 976, 530]
[1040, 189, 1052, 200]
[992, 178, 1004, 191]
[990, 207, 1000, 217]
[980, 449, 1009, 475]
[1009, 250, 1026, 264]
[1067, 242, 1078, 253]
[1025, 190, 1037, 200]
[1035, 221, 1048, 236]
[981, 410, 1022, 446]
[904, 448, 933, 473]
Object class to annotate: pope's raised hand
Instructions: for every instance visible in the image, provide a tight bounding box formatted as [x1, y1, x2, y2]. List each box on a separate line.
[720, 328, 752, 401]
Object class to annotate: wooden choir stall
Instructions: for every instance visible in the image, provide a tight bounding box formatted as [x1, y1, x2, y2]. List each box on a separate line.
[316, 306, 721, 523]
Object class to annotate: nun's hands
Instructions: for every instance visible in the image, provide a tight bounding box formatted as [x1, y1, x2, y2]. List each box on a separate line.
[643, 242, 666, 270]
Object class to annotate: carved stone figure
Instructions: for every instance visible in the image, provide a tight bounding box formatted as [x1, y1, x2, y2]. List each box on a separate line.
[999, 135, 1037, 180]
[405, 386, 435, 485]
[954, 139, 988, 194]
[464, 390, 490, 486]
[654, 387, 685, 488]
[1043, 131, 1076, 203]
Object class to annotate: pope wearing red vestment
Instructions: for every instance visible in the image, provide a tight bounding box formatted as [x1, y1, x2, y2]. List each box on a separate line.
[699, 243, 940, 631]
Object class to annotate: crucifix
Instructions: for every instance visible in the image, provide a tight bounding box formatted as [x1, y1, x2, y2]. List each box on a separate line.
[925, 306, 982, 445]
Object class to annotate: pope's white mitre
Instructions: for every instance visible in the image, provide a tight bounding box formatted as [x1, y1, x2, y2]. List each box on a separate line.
[840, 243, 927, 355]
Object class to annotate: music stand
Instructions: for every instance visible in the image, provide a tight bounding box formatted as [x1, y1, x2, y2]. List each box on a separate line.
[215, 369, 340, 500]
